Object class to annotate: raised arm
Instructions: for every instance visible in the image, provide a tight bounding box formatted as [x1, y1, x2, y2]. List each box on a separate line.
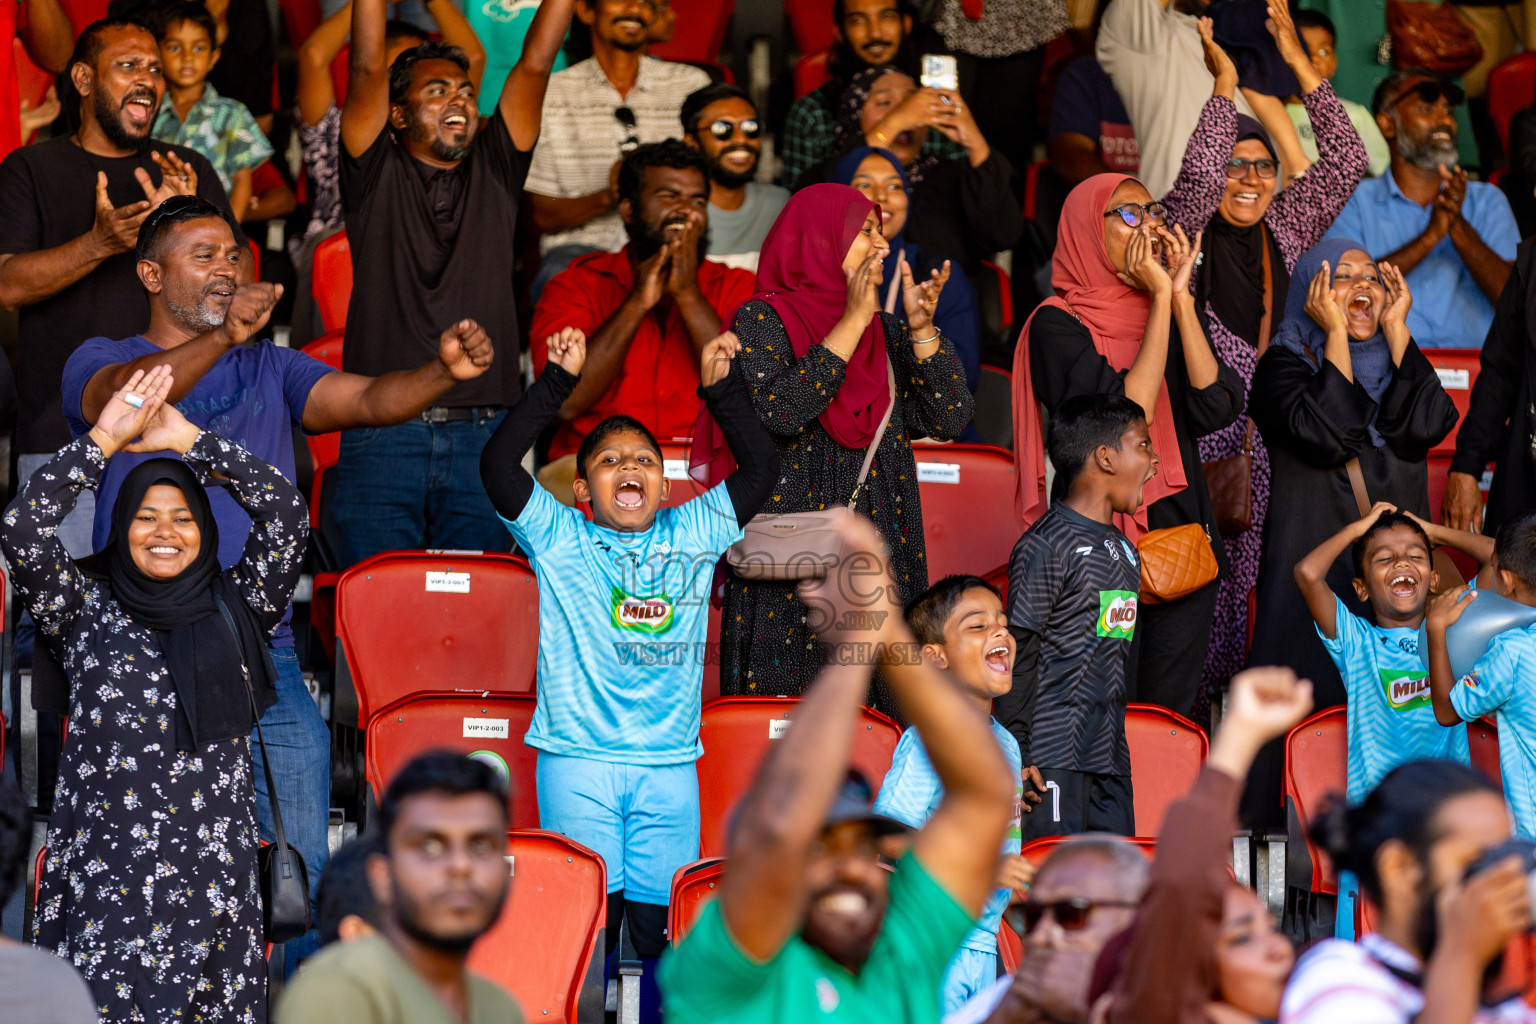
[18, 0, 73, 74]
[1425, 585, 1477, 726]
[1404, 509, 1496, 588]
[1295, 502, 1395, 640]
[428, 0, 487, 92]
[480, 328, 585, 522]
[700, 332, 780, 527]
[498, 0, 575, 150]
[341, 0, 390, 157]
[1161, 22, 1238, 234]
[297, 1, 355, 128]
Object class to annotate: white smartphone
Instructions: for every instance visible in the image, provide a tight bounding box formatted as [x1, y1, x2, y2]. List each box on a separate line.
[920, 54, 959, 92]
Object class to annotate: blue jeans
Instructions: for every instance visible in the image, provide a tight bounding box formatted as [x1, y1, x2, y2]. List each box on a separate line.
[253, 646, 331, 972]
[330, 411, 511, 567]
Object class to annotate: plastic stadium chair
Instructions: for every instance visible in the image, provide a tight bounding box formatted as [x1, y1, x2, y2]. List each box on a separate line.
[467, 830, 606, 1024]
[1125, 703, 1208, 837]
[793, 48, 831, 100]
[365, 691, 540, 828]
[1469, 718, 1502, 788]
[668, 856, 726, 943]
[658, 440, 708, 510]
[998, 921, 1023, 972]
[279, 0, 321, 48]
[982, 563, 1009, 606]
[785, 0, 836, 53]
[1020, 834, 1156, 867]
[649, 0, 735, 64]
[334, 551, 540, 727]
[312, 230, 353, 332]
[299, 331, 344, 529]
[697, 697, 903, 857]
[1424, 349, 1480, 457]
[1489, 52, 1536, 155]
[1284, 706, 1346, 896]
[913, 444, 1025, 581]
[977, 260, 1015, 340]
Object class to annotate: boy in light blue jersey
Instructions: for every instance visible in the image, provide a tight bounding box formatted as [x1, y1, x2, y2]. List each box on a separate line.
[1429, 510, 1536, 838]
[874, 575, 1038, 1014]
[1296, 503, 1490, 802]
[478, 326, 778, 1005]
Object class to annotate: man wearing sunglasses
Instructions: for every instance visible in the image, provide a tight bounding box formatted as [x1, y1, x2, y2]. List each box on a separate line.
[680, 83, 788, 273]
[1325, 69, 1518, 350]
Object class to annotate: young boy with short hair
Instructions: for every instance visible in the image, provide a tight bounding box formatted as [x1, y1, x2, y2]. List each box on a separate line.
[1285, 9, 1390, 176]
[151, 2, 272, 221]
[1295, 503, 1488, 803]
[477, 326, 777, 1007]
[874, 575, 1036, 1013]
[1428, 510, 1536, 838]
[1004, 393, 1159, 840]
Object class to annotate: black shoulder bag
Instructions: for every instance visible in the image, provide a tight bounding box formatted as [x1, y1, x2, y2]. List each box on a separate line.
[216, 596, 312, 944]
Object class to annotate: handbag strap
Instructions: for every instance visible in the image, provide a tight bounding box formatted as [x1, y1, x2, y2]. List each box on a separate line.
[848, 358, 899, 507]
[1345, 457, 1372, 518]
[215, 595, 291, 857]
[1257, 223, 1274, 357]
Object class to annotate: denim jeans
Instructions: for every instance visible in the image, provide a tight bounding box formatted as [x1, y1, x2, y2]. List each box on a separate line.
[253, 645, 331, 972]
[330, 411, 511, 567]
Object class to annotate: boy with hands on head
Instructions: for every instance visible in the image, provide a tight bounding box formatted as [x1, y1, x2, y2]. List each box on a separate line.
[478, 324, 778, 1014]
[1295, 501, 1487, 802]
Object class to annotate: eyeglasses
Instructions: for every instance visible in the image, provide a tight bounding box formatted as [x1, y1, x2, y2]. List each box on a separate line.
[1008, 898, 1141, 935]
[1103, 201, 1167, 227]
[1225, 157, 1279, 180]
[615, 106, 639, 155]
[702, 118, 762, 141]
[1388, 79, 1466, 112]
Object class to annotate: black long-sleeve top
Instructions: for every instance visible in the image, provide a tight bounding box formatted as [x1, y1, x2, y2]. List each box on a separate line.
[480, 362, 779, 528]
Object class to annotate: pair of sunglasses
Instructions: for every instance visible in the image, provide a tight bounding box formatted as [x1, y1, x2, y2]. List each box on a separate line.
[1225, 157, 1279, 180]
[1007, 897, 1141, 936]
[702, 118, 762, 141]
[1390, 79, 1466, 111]
[615, 106, 640, 155]
[1103, 201, 1167, 228]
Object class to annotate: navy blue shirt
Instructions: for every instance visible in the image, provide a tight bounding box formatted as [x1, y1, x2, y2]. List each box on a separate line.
[62, 336, 334, 646]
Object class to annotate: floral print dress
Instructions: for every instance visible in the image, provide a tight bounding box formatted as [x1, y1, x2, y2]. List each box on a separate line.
[1, 432, 308, 1024]
[1160, 82, 1369, 704]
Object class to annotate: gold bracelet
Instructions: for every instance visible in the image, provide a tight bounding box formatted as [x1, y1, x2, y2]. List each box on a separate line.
[871, 129, 890, 146]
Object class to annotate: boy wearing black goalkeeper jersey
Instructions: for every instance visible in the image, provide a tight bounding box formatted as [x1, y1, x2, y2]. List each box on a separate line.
[1004, 394, 1160, 840]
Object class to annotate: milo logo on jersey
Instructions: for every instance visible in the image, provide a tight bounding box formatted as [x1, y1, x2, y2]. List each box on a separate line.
[1379, 668, 1431, 712]
[611, 587, 675, 633]
[1097, 591, 1138, 639]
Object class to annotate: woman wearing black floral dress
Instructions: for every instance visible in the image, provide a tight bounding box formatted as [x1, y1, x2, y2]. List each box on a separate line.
[2, 367, 308, 1023]
[692, 185, 974, 714]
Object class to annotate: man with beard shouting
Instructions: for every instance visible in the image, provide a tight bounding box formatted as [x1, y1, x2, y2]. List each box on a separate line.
[529, 140, 755, 503]
[1327, 69, 1518, 351]
[334, 0, 573, 566]
[681, 82, 788, 273]
[0, 18, 239, 558]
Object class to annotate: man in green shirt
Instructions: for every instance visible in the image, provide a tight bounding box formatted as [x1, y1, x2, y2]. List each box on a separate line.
[279, 752, 524, 1024]
[660, 513, 1017, 1023]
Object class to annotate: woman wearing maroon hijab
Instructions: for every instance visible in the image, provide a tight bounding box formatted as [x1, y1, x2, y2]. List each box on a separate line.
[695, 183, 974, 714]
[1012, 172, 1242, 721]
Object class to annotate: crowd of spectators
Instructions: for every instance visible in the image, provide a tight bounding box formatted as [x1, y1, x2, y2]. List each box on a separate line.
[7, 0, 1536, 1021]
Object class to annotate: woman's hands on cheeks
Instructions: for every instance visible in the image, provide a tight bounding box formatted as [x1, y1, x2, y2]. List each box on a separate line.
[844, 247, 883, 332]
[700, 331, 742, 387]
[89, 365, 174, 459]
[1117, 226, 1172, 297]
[1304, 261, 1348, 336]
[901, 258, 950, 337]
[546, 327, 587, 376]
[1159, 224, 1200, 301]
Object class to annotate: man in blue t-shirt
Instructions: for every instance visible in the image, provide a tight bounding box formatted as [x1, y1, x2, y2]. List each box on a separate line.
[59, 196, 498, 968]
[478, 325, 778, 1017]
[1295, 504, 1487, 803]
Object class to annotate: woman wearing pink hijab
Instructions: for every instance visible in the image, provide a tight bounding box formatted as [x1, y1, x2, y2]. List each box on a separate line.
[693, 183, 974, 715]
[1011, 172, 1242, 723]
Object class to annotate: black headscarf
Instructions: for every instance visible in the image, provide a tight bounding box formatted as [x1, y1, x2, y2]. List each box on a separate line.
[73, 458, 277, 751]
[1194, 115, 1291, 347]
[830, 65, 941, 187]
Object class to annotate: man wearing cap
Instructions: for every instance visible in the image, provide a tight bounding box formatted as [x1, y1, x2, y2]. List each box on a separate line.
[659, 513, 1015, 1024]
[1325, 69, 1518, 350]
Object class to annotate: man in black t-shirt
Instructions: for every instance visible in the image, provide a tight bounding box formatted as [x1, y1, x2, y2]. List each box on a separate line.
[333, 0, 575, 566]
[1003, 394, 1158, 841]
[0, 18, 238, 558]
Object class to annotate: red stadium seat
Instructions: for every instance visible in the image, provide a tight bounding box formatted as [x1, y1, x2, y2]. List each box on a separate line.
[983, 563, 1009, 605]
[998, 921, 1023, 972]
[312, 230, 353, 332]
[697, 696, 903, 857]
[701, 599, 723, 705]
[245, 237, 261, 279]
[279, 0, 322, 49]
[335, 551, 540, 727]
[1469, 718, 1502, 788]
[668, 856, 726, 943]
[1124, 704, 1208, 837]
[299, 331, 345, 530]
[1020, 834, 1157, 867]
[1425, 349, 1480, 457]
[977, 260, 1014, 338]
[365, 691, 540, 828]
[467, 830, 605, 1024]
[914, 444, 1025, 581]
[1284, 706, 1346, 895]
[1489, 52, 1536, 156]
[658, 440, 708, 510]
[649, 0, 734, 64]
[793, 48, 831, 100]
[785, 0, 836, 53]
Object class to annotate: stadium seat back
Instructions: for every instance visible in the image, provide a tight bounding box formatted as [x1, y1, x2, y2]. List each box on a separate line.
[365, 691, 540, 827]
[1125, 703, 1208, 837]
[913, 444, 1024, 580]
[982, 563, 1009, 605]
[998, 921, 1023, 972]
[467, 830, 605, 1024]
[668, 856, 727, 944]
[300, 331, 345, 529]
[1469, 718, 1502, 788]
[1284, 707, 1346, 895]
[312, 231, 353, 332]
[1020, 834, 1156, 867]
[785, 0, 835, 53]
[793, 48, 832, 100]
[697, 697, 903, 857]
[648, 0, 734, 63]
[335, 551, 540, 726]
[659, 441, 708, 510]
[1424, 349, 1480, 457]
[1489, 52, 1536, 154]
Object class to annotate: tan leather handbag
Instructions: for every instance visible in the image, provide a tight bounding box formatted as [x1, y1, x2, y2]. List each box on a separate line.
[1138, 523, 1219, 604]
[727, 363, 897, 581]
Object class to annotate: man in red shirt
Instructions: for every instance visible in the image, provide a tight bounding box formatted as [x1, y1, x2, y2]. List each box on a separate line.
[531, 138, 755, 501]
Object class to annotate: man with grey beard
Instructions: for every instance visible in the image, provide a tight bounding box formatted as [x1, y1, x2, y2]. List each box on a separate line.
[1326, 69, 1518, 349]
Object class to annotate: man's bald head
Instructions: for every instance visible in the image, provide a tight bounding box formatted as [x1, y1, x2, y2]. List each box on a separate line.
[1025, 838, 1149, 953]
